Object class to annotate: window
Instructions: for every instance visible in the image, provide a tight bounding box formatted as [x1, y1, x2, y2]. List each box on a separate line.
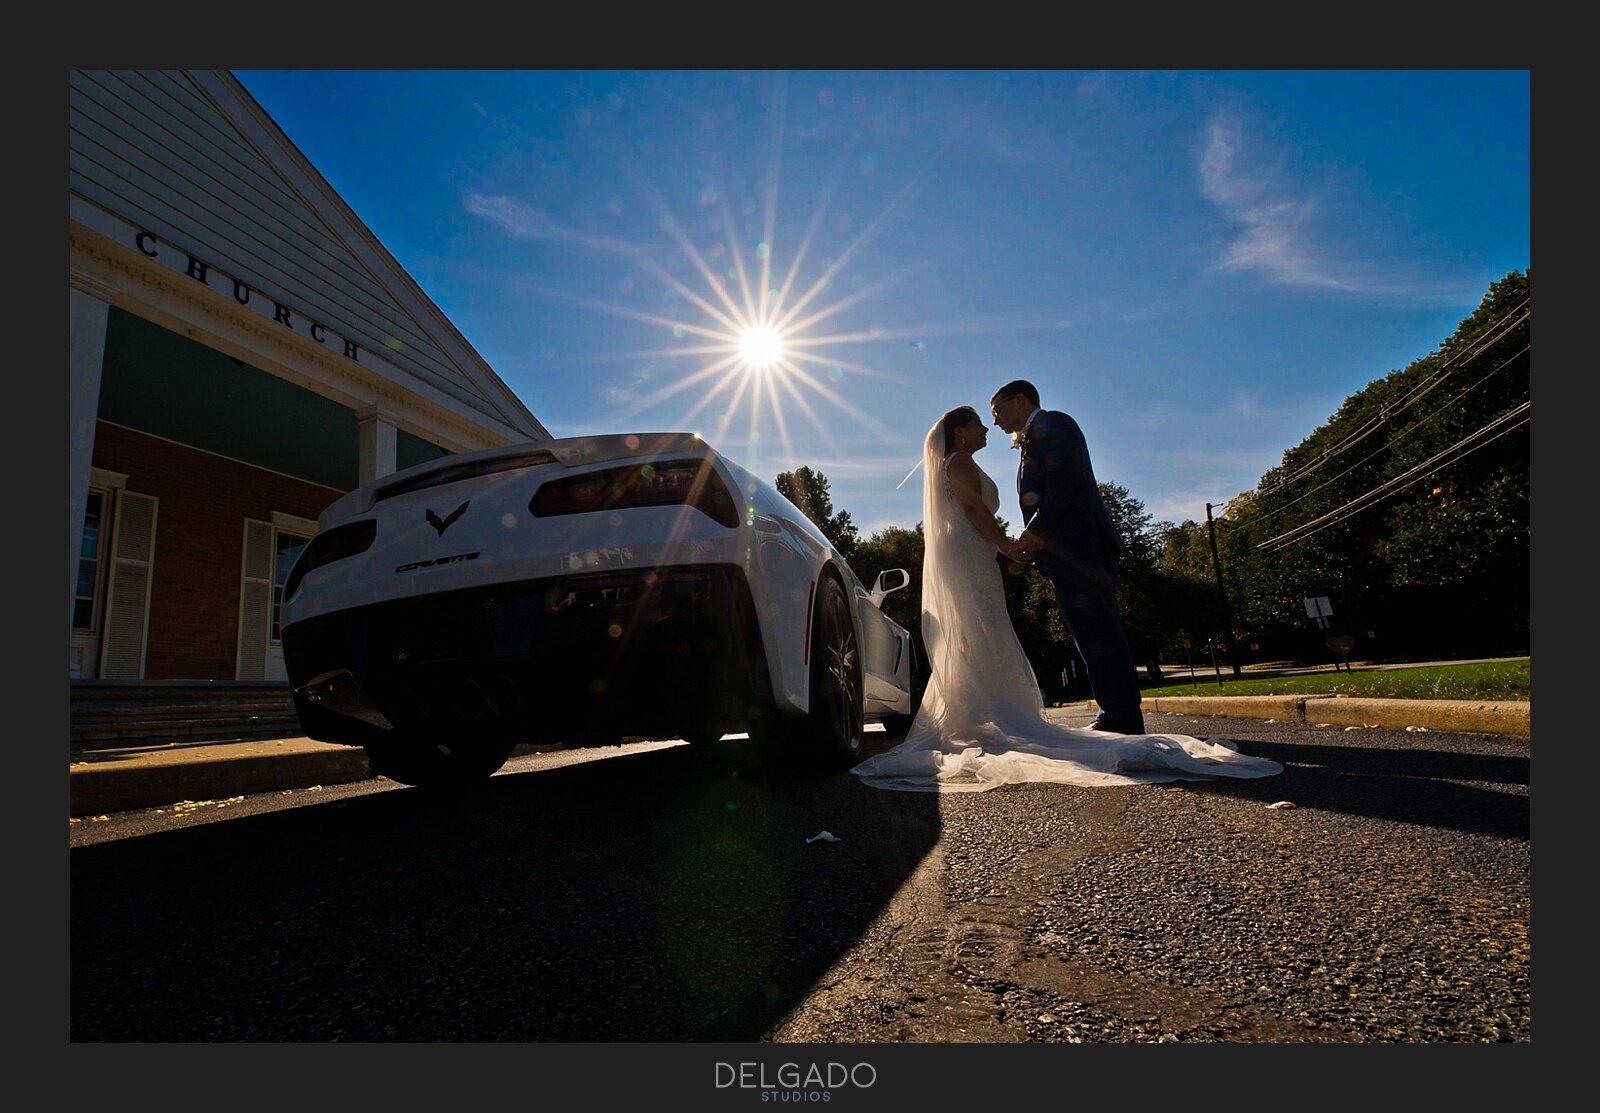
[271, 529, 311, 642]
[73, 490, 105, 632]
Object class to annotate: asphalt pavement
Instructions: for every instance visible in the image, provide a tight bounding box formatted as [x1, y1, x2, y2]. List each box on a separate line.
[68, 667, 1530, 818]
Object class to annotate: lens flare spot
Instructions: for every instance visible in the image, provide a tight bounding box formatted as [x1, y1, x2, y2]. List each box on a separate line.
[501, 513, 518, 528]
[755, 241, 769, 259]
[608, 624, 623, 638]
[828, 365, 844, 383]
[661, 835, 782, 996]
[625, 434, 641, 449]
[609, 512, 624, 527]
[699, 186, 717, 206]
[672, 325, 685, 339]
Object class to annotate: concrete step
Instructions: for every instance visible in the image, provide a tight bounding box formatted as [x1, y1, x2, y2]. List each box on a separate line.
[70, 680, 305, 748]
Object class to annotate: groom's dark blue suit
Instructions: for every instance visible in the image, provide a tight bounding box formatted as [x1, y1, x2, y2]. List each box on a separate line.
[1016, 408, 1145, 733]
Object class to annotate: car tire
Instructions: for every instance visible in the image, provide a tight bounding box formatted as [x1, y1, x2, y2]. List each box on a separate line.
[362, 730, 516, 788]
[765, 574, 865, 769]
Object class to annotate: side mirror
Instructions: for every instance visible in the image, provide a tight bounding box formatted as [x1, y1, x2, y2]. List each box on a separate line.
[870, 568, 910, 608]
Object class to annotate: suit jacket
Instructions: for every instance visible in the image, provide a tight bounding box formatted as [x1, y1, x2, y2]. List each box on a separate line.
[1016, 409, 1123, 561]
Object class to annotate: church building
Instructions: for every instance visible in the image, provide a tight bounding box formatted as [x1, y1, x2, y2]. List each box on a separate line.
[69, 69, 549, 683]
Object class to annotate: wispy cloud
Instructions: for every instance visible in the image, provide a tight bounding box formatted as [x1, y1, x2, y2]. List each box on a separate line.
[602, 365, 660, 406]
[1199, 116, 1353, 292]
[1198, 116, 1478, 304]
[739, 451, 923, 485]
[462, 192, 642, 258]
[1146, 482, 1265, 528]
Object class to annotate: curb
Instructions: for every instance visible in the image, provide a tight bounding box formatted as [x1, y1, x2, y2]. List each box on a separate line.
[1146, 694, 1320, 723]
[70, 696, 1531, 818]
[67, 739, 560, 818]
[1135, 695, 1530, 738]
[70, 740, 372, 818]
[1301, 696, 1529, 736]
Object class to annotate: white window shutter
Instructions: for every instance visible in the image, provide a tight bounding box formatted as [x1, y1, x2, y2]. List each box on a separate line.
[236, 519, 272, 680]
[98, 491, 158, 679]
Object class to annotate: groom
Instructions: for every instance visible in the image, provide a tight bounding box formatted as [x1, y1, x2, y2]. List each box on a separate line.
[991, 379, 1146, 734]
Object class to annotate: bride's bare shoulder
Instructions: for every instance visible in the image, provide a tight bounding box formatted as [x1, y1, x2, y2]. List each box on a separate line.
[944, 449, 977, 474]
[945, 450, 982, 491]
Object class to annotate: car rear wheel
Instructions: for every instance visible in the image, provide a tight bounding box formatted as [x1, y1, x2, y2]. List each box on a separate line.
[760, 575, 864, 769]
[362, 730, 515, 788]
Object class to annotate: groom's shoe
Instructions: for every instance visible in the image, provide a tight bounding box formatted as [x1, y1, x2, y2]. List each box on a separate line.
[1091, 714, 1147, 735]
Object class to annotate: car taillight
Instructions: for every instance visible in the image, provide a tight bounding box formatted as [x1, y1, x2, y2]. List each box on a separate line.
[284, 519, 377, 598]
[530, 459, 738, 527]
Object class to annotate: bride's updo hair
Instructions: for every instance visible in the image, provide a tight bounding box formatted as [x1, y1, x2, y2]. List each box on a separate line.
[940, 406, 980, 456]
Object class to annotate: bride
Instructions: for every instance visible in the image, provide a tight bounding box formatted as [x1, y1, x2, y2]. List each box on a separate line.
[851, 406, 1284, 792]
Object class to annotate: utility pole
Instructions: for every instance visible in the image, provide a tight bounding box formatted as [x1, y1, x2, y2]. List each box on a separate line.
[1206, 502, 1243, 678]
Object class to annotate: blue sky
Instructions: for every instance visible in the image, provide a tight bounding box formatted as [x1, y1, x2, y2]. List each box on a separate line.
[234, 69, 1529, 536]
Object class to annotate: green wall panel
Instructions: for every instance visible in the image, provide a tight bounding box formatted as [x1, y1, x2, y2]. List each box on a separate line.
[98, 309, 451, 490]
[398, 428, 451, 470]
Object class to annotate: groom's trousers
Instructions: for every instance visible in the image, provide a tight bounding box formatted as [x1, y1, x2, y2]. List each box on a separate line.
[1035, 546, 1144, 727]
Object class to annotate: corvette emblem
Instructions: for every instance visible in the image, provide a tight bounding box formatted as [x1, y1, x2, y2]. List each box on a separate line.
[426, 500, 470, 536]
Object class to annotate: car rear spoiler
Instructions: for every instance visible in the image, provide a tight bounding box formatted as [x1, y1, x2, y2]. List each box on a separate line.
[318, 433, 712, 524]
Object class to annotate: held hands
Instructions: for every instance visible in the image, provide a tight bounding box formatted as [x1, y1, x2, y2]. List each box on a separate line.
[1002, 536, 1036, 564]
[1005, 528, 1044, 564]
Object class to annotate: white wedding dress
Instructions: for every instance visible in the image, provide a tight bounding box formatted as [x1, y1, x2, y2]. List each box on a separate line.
[850, 420, 1284, 793]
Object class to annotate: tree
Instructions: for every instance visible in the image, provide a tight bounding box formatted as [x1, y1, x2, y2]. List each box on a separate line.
[850, 524, 925, 631]
[1215, 270, 1530, 662]
[775, 466, 860, 560]
[1097, 483, 1181, 681]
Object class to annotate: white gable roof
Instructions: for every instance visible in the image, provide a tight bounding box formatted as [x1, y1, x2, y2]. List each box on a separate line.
[69, 68, 548, 442]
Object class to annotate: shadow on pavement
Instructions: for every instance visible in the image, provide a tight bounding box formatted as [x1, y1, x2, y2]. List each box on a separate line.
[1186, 735, 1529, 842]
[70, 742, 940, 1042]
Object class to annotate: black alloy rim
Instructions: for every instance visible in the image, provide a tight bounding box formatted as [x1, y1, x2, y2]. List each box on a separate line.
[820, 582, 863, 752]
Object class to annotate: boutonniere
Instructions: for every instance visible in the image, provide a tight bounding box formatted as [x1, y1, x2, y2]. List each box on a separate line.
[1011, 431, 1028, 450]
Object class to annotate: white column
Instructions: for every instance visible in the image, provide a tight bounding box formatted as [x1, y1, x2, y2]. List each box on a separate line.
[70, 272, 115, 625]
[356, 404, 399, 487]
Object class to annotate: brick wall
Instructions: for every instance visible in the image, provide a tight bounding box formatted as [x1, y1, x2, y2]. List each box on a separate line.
[92, 422, 343, 680]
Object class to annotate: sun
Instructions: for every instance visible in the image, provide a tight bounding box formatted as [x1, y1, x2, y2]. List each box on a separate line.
[738, 324, 784, 371]
[533, 103, 957, 456]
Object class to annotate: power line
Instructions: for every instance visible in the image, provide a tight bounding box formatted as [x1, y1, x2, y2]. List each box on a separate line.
[1254, 300, 1528, 497]
[1255, 401, 1530, 552]
[1247, 342, 1529, 529]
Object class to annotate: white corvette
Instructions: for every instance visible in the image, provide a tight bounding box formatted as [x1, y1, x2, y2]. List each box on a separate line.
[280, 433, 922, 786]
